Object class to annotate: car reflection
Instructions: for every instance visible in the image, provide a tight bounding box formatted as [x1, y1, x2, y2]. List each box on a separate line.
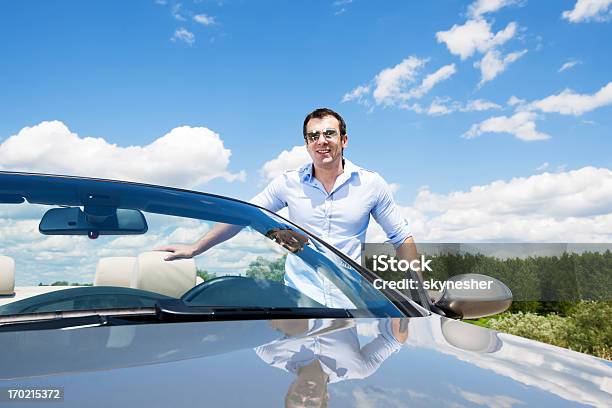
[404, 314, 612, 408]
[255, 318, 409, 407]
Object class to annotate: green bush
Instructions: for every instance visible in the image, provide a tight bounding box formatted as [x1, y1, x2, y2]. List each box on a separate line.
[488, 311, 567, 346]
[484, 301, 612, 360]
[245, 255, 286, 282]
[196, 269, 217, 281]
[563, 301, 612, 358]
[507, 300, 540, 314]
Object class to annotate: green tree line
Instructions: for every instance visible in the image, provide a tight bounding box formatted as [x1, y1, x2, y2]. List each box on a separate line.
[366, 251, 611, 315]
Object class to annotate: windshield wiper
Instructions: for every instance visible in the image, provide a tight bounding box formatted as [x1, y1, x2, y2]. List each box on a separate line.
[0, 308, 156, 332]
[0, 315, 112, 332]
[0, 302, 352, 331]
[155, 299, 352, 323]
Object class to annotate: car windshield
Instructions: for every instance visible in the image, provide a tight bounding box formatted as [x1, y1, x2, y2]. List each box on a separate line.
[0, 173, 414, 320]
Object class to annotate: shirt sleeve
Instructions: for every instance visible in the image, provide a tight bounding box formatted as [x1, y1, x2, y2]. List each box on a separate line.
[249, 174, 287, 213]
[370, 174, 412, 247]
[352, 320, 403, 379]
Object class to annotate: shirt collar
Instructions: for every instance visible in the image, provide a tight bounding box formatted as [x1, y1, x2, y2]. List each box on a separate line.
[299, 158, 360, 182]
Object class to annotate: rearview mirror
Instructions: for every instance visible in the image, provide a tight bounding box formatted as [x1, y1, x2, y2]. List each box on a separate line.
[434, 273, 512, 319]
[39, 207, 148, 237]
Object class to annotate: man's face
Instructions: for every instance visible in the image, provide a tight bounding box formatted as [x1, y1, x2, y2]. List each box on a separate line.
[304, 116, 348, 170]
[285, 364, 329, 408]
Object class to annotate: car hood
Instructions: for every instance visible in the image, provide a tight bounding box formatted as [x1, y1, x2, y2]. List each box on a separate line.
[0, 314, 610, 407]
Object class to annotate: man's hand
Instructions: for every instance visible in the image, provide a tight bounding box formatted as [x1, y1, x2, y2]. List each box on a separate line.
[265, 228, 309, 253]
[269, 319, 309, 336]
[155, 244, 197, 261]
[390, 318, 409, 343]
[154, 223, 244, 262]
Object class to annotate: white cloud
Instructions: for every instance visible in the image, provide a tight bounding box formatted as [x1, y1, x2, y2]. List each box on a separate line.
[464, 111, 550, 141]
[436, 19, 491, 60]
[344, 60, 457, 108]
[30, 236, 89, 256]
[476, 49, 527, 85]
[535, 162, 549, 171]
[453, 387, 524, 408]
[400, 103, 424, 114]
[373, 56, 427, 105]
[199, 229, 282, 274]
[562, 0, 612, 22]
[0, 121, 245, 188]
[557, 164, 568, 172]
[403, 97, 501, 116]
[407, 64, 457, 99]
[171, 3, 186, 21]
[409, 318, 612, 408]
[427, 99, 454, 116]
[507, 95, 526, 106]
[0, 203, 49, 222]
[342, 85, 370, 104]
[367, 167, 612, 242]
[529, 82, 612, 115]
[436, 19, 517, 60]
[464, 98, 502, 111]
[106, 235, 161, 249]
[414, 97, 500, 115]
[489, 21, 519, 47]
[416, 167, 612, 219]
[0, 219, 39, 242]
[1, 209, 286, 285]
[333, 0, 353, 15]
[194, 14, 216, 25]
[558, 59, 581, 72]
[259, 145, 310, 181]
[468, 0, 520, 18]
[165, 223, 211, 243]
[172, 27, 195, 45]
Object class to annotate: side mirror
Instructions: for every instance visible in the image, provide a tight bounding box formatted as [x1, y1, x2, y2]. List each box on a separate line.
[39, 207, 148, 237]
[440, 319, 502, 353]
[434, 273, 512, 319]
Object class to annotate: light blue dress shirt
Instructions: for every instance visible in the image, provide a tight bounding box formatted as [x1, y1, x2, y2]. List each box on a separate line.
[251, 158, 412, 262]
[250, 158, 412, 308]
[255, 319, 402, 383]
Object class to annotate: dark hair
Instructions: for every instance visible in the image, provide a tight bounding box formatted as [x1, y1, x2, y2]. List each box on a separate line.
[303, 108, 347, 137]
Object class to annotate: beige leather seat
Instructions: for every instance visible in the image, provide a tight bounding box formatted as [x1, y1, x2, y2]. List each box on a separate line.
[94, 257, 137, 288]
[0, 255, 15, 296]
[131, 251, 196, 298]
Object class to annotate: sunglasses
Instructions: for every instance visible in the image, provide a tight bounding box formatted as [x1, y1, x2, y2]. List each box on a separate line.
[304, 128, 340, 144]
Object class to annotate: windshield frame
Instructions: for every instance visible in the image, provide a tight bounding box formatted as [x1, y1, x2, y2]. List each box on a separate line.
[0, 171, 429, 319]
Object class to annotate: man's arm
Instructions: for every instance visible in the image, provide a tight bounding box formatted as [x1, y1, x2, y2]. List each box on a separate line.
[370, 176, 419, 275]
[156, 223, 243, 261]
[395, 236, 423, 281]
[156, 174, 287, 261]
[370, 176, 430, 303]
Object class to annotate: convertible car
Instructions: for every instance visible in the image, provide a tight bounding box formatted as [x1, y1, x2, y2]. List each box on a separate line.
[0, 172, 610, 407]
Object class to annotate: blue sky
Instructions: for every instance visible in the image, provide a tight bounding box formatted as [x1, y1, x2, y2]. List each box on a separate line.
[1, 0, 611, 244]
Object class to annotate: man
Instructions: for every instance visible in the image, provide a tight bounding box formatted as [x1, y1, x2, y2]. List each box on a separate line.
[256, 318, 409, 407]
[157, 108, 419, 302]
